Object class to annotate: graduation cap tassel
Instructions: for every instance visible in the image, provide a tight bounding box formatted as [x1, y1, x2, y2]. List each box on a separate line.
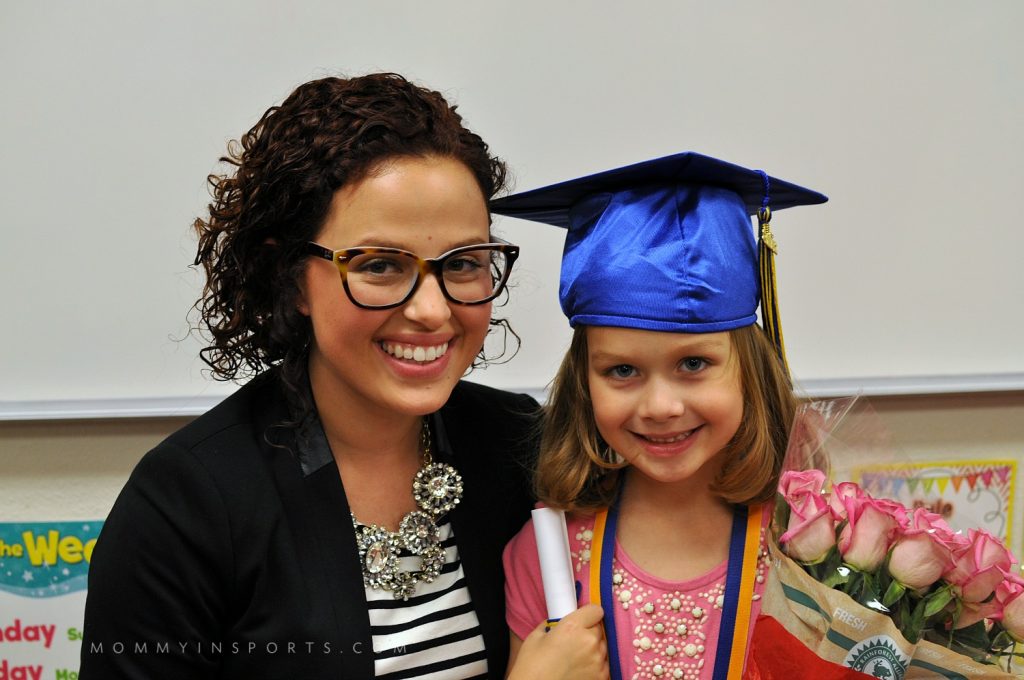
[758, 206, 790, 377]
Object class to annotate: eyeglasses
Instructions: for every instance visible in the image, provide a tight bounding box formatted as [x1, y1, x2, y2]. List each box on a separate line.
[305, 240, 520, 310]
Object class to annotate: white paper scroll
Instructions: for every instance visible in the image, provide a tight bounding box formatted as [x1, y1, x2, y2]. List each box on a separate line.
[531, 507, 577, 621]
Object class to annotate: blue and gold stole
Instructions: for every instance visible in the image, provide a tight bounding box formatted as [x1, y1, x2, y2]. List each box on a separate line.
[589, 501, 763, 680]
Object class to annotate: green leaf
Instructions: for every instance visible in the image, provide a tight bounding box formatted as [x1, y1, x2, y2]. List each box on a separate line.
[906, 599, 927, 643]
[924, 587, 954, 618]
[896, 596, 911, 632]
[990, 629, 1013, 652]
[877, 562, 893, 596]
[950, 620, 990, 651]
[822, 568, 850, 589]
[845, 570, 864, 598]
[883, 580, 906, 607]
[773, 494, 790, 540]
[861, 572, 884, 605]
[807, 558, 828, 582]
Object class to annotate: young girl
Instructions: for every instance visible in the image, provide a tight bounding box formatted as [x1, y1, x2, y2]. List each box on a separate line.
[493, 152, 828, 679]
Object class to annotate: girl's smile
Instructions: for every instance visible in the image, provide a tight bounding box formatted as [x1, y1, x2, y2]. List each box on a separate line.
[630, 425, 702, 456]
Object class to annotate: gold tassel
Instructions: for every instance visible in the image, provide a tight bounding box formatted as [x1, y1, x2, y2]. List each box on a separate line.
[758, 206, 790, 377]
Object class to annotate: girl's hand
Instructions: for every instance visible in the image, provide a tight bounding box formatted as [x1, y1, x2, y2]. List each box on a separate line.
[507, 604, 609, 680]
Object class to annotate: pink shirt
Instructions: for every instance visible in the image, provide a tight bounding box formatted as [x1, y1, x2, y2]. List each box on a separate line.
[503, 506, 771, 680]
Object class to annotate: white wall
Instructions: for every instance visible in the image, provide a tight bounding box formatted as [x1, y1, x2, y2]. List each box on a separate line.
[2, 1, 1023, 420]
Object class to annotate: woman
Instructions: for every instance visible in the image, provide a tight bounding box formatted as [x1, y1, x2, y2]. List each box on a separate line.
[80, 73, 604, 680]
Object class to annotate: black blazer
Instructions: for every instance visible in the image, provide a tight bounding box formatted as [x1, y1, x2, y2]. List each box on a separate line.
[81, 370, 538, 679]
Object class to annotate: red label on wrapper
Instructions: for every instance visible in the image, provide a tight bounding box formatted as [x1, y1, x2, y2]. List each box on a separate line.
[745, 615, 877, 680]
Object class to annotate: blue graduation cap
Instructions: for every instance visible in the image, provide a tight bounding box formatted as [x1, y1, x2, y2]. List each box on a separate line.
[490, 151, 827, 373]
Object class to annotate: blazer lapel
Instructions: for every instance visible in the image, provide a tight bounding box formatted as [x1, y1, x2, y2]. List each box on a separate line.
[435, 411, 509, 674]
[264, 400, 375, 678]
[303, 462, 375, 676]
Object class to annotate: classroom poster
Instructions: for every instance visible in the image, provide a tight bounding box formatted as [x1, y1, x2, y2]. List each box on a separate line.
[852, 460, 1016, 552]
[0, 521, 101, 680]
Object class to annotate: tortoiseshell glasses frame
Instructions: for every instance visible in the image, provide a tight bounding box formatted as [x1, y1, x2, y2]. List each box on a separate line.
[305, 240, 520, 310]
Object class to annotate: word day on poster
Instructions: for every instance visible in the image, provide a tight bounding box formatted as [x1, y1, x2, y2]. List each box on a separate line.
[0, 521, 101, 680]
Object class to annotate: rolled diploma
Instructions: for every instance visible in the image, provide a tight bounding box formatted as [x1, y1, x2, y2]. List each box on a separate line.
[531, 507, 577, 621]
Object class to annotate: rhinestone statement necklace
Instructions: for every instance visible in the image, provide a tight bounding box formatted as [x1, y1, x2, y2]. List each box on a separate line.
[352, 419, 464, 600]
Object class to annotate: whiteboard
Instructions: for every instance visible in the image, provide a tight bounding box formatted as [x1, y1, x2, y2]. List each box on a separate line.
[2, 1, 1022, 419]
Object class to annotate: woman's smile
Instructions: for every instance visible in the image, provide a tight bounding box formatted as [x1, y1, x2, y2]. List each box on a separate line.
[376, 334, 456, 380]
[379, 339, 451, 363]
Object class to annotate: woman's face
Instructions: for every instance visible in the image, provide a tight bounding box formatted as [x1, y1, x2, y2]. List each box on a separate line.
[300, 155, 493, 420]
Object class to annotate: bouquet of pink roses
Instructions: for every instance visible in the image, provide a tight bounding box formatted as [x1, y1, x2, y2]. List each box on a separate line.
[778, 468, 1024, 671]
[756, 395, 1024, 678]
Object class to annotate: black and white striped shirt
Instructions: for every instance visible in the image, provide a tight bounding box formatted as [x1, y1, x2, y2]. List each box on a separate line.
[365, 520, 488, 679]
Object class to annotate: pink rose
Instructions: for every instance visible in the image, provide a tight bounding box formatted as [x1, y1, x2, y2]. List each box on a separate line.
[838, 496, 900, 572]
[828, 482, 867, 520]
[779, 469, 827, 502]
[888, 508, 958, 590]
[996, 574, 1024, 640]
[945, 529, 1016, 603]
[780, 491, 836, 563]
[954, 599, 1001, 630]
[868, 497, 909, 528]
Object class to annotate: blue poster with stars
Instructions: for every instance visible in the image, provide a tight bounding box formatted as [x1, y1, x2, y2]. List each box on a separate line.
[0, 521, 102, 680]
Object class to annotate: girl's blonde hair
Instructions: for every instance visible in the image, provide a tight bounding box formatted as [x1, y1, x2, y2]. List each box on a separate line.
[536, 324, 798, 512]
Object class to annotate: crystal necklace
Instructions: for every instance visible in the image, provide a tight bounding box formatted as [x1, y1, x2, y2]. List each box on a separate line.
[351, 419, 464, 600]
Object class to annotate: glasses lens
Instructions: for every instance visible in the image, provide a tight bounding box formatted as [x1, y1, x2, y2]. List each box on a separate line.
[442, 247, 509, 303]
[345, 251, 419, 307]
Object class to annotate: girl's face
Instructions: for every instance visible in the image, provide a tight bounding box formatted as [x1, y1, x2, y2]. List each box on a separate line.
[586, 326, 744, 489]
[300, 155, 493, 420]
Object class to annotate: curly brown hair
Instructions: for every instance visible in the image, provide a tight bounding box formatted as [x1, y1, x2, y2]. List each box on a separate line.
[191, 73, 511, 412]
[536, 324, 798, 513]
